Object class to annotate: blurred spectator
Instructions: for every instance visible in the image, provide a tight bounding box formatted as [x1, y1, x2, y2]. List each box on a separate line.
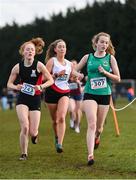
[127, 87, 135, 102]
[7, 89, 15, 110]
[112, 83, 117, 105]
[1, 88, 8, 110]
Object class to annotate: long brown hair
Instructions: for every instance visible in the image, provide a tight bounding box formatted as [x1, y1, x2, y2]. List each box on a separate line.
[45, 39, 65, 62]
[92, 32, 115, 56]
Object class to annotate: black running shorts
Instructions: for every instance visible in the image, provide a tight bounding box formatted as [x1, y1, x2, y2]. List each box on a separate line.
[44, 86, 70, 104]
[16, 92, 41, 111]
[83, 93, 110, 105]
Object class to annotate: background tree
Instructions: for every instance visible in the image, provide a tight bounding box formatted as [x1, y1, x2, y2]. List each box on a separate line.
[0, 0, 136, 91]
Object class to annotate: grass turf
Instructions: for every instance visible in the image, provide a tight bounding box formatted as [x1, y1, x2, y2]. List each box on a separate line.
[0, 98, 136, 179]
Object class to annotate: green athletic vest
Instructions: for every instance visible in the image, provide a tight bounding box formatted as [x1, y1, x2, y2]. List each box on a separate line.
[84, 53, 112, 95]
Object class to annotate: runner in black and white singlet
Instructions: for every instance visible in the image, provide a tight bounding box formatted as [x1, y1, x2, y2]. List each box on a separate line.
[45, 56, 71, 103]
[44, 39, 83, 153]
[7, 37, 53, 160]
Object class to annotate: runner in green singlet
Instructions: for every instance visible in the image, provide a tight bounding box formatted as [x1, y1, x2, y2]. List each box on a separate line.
[77, 32, 121, 166]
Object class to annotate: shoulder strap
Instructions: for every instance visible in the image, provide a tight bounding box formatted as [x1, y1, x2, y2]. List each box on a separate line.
[86, 53, 92, 64]
[83, 53, 92, 75]
[32, 60, 38, 69]
[19, 61, 23, 74]
[107, 54, 111, 68]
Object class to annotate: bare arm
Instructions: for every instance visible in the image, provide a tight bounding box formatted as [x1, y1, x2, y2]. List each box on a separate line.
[7, 64, 22, 91]
[45, 58, 59, 79]
[76, 54, 89, 71]
[37, 61, 54, 90]
[71, 62, 84, 80]
[45, 58, 54, 73]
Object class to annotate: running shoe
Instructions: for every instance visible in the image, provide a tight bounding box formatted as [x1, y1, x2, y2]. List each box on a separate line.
[75, 126, 80, 133]
[19, 154, 27, 161]
[94, 137, 100, 149]
[56, 144, 63, 153]
[31, 135, 38, 144]
[70, 119, 75, 129]
[87, 155, 94, 166]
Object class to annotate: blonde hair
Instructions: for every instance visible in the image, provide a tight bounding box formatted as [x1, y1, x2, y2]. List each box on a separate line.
[45, 39, 65, 62]
[19, 37, 45, 56]
[92, 32, 115, 56]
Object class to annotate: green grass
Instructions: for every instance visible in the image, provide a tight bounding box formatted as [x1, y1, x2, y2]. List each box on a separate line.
[1, 98, 136, 179]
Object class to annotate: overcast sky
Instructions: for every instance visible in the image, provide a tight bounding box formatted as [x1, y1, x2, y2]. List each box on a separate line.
[0, 0, 125, 27]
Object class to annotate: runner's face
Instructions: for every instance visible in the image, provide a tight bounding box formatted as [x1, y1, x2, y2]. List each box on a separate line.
[23, 43, 36, 61]
[54, 41, 66, 56]
[96, 36, 109, 52]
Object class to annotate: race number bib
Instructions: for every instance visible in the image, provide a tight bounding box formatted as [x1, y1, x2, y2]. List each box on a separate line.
[21, 83, 35, 96]
[57, 74, 68, 81]
[90, 77, 107, 89]
[69, 83, 78, 90]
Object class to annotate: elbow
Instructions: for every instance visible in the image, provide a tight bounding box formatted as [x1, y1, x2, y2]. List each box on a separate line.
[117, 75, 121, 82]
[118, 78, 121, 83]
[7, 81, 14, 90]
[116, 76, 121, 83]
[7, 82, 10, 89]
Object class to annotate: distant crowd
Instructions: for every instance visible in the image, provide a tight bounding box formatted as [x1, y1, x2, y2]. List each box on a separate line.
[0, 88, 17, 110]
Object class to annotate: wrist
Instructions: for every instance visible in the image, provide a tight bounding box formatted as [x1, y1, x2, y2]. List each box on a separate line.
[39, 85, 43, 91]
[104, 71, 108, 75]
[54, 73, 58, 78]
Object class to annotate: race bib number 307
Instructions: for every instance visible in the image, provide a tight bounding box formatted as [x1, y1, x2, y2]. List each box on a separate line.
[21, 83, 35, 96]
[90, 77, 107, 90]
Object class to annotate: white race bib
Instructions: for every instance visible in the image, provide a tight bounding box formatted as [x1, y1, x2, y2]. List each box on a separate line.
[21, 83, 35, 96]
[57, 74, 68, 81]
[69, 83, 78, 90]
[90, 77, 107, 89]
